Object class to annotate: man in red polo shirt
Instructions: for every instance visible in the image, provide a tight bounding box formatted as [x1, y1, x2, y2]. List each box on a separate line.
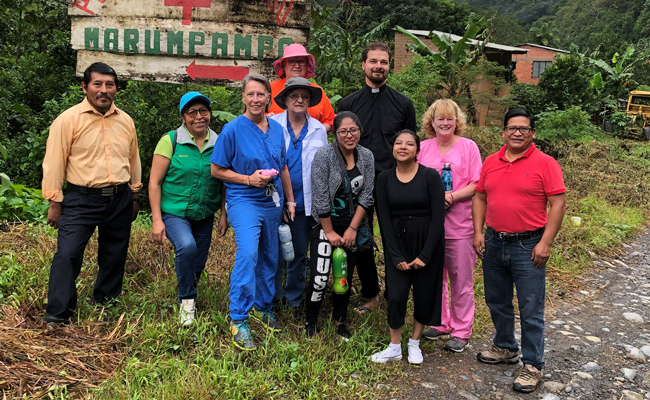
[472, 108, 565, 393]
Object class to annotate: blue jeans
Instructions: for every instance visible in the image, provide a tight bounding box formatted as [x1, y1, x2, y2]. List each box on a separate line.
[482, 227, 546, 370]
[162, 213, 214, 302]
[273, 210, 310, 308]
[227, 200, 282, 321]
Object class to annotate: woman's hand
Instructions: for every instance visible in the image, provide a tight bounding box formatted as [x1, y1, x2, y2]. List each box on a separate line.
[248, 170, 272, 187]
[285, 204, 296, 222]
[409, 257, 426, 269]
[152, 219, 166, 244]
[396, 261, 410, 271]
[444, 191, 454, 209]
[217, 215, 229, 237]
[341, 227, 358, 249]
[325, 230, 345, 248]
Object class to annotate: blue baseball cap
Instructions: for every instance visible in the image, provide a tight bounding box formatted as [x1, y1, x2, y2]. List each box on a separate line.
[179, 91, 212, 116]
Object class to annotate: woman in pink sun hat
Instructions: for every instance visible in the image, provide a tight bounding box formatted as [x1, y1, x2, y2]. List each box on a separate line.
[268, 43, 335, 132]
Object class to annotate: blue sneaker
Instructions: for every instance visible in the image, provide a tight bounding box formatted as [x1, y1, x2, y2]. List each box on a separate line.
[230, 319, 256, 351]
[250, 309, 283, 332]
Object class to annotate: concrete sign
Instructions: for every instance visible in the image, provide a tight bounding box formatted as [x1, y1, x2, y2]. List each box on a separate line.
[69, 0, 310, 84]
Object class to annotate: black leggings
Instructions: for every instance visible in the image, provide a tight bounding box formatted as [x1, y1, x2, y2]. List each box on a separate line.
[305, 222, 366, 324]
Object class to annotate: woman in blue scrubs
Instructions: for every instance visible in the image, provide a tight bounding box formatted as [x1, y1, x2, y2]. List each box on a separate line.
[211, 73, 296, 351]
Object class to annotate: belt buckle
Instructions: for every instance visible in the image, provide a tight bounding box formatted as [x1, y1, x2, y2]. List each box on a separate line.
[101, 187, 115, 196]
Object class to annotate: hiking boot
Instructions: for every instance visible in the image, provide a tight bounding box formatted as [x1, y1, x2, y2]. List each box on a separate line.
[422, 327, 450, 341]
[336, 324, 352, 342]
[45, 321, 62, 330]
[250, 309, 283, 332]
[371, 344, 403, 363]
[407, 341, 423, 365]
[179, 299, 196, 326]
[305, 322, 318, 339]
[477, 344, 520, 364]
[230, 319, 256, 351]
[513, 364, 542, 393]
[444, 337, 469, 353]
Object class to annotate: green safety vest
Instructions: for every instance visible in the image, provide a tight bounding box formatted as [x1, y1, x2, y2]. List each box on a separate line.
[160, 125, 222, 220]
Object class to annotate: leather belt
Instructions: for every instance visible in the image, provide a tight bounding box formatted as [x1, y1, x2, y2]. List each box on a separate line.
[487, 226, 545, 242]
[67, 183, 128, 196]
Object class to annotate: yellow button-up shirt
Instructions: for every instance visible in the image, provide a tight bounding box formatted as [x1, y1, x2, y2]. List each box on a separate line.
[42, 98, 142, 202]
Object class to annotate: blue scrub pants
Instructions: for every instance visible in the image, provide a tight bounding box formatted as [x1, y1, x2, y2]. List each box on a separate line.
[227, 200, 283, 321]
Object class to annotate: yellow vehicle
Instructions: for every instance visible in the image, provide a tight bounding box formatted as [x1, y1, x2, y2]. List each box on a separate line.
[626, 91, 650, 139]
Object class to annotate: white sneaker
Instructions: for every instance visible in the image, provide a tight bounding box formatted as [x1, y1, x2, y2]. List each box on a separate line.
[371, 345, 403, 363]
[179, 299, 196, 326]
[407, 341, 423, 365]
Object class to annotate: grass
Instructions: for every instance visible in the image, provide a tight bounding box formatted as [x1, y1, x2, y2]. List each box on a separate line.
[3, 128, 650, 398]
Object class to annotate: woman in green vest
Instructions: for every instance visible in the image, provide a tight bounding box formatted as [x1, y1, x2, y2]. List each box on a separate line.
[149, 91, 228, 325]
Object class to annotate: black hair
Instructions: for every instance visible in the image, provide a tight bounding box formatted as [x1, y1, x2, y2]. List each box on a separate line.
[362, 41, 391, 62]
[392, 129, 420, 154]
[504, 108, 535, 129]
[181, 99, 212, 116]
[333, 111, 363, 135]
[83, 62, 118, 86]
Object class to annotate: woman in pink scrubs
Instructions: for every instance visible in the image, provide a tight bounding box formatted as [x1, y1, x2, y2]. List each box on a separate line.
[418, 99, 482, 353]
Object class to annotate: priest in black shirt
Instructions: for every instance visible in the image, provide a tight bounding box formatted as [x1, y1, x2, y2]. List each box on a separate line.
[338, 41, 417, 315]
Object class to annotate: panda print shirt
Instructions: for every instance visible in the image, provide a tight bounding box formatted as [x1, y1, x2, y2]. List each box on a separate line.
[330, 165, 364, 229]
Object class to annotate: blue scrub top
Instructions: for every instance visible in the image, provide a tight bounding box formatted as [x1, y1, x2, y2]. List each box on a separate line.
[211, 115, 287, 204]
[286, 120, 308, 213]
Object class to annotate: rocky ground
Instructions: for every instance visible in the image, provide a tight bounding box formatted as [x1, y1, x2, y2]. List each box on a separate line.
[375, 228, 650, 400]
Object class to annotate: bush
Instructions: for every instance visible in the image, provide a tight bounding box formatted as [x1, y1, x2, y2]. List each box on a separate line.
[538, 55, 599, 114]
[510, 82, 546, 116]
[536, 106, 600, 141]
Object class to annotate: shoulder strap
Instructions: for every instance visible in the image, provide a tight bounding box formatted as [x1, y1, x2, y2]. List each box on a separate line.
[331, 142, 356, 215]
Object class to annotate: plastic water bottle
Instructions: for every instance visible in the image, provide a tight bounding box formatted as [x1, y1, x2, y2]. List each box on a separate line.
[278, 224, 294, 262]
[441, 162, 453, 210]
[332, 247, 349, 295]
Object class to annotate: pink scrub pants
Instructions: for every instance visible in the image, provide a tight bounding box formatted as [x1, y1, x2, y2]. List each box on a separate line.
[431, 238, 476, 339]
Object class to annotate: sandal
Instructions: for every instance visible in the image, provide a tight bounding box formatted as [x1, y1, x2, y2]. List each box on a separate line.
[354, 305, 372, 316]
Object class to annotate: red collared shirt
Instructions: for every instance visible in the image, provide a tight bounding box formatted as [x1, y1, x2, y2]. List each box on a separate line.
[476, 144, 565, 233]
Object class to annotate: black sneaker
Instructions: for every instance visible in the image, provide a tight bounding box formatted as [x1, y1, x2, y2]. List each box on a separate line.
[230, 319, 256, 351]
[336, 324, 352, 342]
[422, 327, 450, 341]
[305, 322, 318, 338]
[444, 337, 469, 353]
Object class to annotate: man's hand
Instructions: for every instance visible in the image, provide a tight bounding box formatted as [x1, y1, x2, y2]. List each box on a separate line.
[47, 201, 63, 229]
[531, 241, 551, 268]
[473, 232, 485, 259]
[396, 261, 410, 271]
[132, 201, 139, 221]
[152, 219, 166, 244]
[249, 170, 272, 187]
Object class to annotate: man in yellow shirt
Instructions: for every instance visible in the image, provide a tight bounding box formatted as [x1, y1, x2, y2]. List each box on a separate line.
[42, 62, 142, 327]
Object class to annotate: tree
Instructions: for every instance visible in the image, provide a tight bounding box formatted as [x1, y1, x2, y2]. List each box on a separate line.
[537, 54, 598, 113]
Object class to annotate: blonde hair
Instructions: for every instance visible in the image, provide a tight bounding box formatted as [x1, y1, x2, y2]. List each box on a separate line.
[422, 99, 467, 138]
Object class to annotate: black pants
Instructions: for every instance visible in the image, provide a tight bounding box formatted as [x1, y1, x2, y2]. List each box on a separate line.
[44, 188, 133, 323]
[305, 222, 370, 324]
[355, 205, 381, 299]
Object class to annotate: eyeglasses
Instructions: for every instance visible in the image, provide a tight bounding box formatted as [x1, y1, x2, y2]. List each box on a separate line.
[504, 126, 532, 134]
[185, 108, 210, 118]
[336, 127, 360, 137]
[288, 93, 311, 101]
[287, 59, 307, 67]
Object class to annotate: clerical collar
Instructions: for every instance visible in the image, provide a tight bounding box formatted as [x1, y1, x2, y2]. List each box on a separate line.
[371, 88, 380, 93]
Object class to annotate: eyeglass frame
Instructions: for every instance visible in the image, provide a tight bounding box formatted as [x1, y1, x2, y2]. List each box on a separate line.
[184, 108, 211, 118]
[287, 93, 312, 101]
[336, 127, 361, 137]
[286, 59, 307, 67]
[504, 126, 533, 134]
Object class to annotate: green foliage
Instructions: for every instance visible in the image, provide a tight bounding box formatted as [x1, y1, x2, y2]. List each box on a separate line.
[510, 83, 547, 116]
[535, 106, 599, 141]
[537, 54, 598, 113]
[0, 184, 49, 222]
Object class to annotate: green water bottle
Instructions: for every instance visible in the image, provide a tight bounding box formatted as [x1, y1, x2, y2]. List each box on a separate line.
[332, 247, 349, 295]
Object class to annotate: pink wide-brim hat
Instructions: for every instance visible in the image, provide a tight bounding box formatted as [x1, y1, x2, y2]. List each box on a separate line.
[273, 43, 316, 79]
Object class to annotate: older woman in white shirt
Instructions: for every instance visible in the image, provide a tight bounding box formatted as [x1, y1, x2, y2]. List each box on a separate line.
[271, 77, 328, 318]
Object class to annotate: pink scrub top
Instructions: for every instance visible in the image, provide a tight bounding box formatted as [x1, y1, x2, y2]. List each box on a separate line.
[418, 136, 482, 239]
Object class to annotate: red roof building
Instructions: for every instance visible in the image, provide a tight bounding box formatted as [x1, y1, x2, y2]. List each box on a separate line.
[512, 44, 568, 84]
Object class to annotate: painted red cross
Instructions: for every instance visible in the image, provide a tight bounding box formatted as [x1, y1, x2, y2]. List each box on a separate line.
[164, 0, 211, 26]
[267, 0, 295, 26]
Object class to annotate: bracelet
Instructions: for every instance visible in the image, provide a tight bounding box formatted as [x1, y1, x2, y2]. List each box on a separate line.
[246, 175, 250, 186]
[449, 192, 454, 202]
[286, 202, 296, 206]
[349, 225, 358, 231]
